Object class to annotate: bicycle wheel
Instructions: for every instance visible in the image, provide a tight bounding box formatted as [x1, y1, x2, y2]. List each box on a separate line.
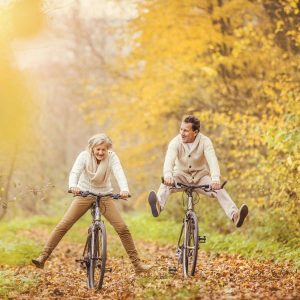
[82, 233, 92, 288]
[87, 222, 107, 289]
[183, 211, 199, 277]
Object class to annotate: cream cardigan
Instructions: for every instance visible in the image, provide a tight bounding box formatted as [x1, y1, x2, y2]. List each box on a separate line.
[69, 150, 129, 193]
[163, 133, 220, 183]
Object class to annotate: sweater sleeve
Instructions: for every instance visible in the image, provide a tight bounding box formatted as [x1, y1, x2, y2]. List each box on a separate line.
[110, 152, 129, 192]
[203, 137, 220, 182]
[163, 137, 178, 178]
[68, 151, 87, 188]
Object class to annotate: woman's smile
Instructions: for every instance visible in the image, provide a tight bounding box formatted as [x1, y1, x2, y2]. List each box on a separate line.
[93, 144, 108, 161]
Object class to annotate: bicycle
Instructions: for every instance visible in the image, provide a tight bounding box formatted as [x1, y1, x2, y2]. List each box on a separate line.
[68, 190, 126, 290]
[168, 181, 226, 278]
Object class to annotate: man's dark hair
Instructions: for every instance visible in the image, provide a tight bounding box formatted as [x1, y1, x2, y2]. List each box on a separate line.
[182, 115, 200, 132]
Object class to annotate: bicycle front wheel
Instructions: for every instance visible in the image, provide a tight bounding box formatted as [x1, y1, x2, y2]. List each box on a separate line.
[87, 222, 107, 289]
[183, 211, 199, 277]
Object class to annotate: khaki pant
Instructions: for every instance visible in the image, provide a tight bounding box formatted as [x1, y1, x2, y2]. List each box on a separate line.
[41, 196, 139, 264]
[157, 175, 238, 219]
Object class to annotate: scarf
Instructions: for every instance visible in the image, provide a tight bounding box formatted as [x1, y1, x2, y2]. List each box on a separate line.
[85, 150, 110, 185]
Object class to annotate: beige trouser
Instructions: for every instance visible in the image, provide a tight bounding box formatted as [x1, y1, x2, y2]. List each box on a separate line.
[157, 175, 238, 219]
[40, 196, 139, 264]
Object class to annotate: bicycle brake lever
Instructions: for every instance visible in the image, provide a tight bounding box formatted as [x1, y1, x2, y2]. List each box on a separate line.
[204, 188, 216, 193]
[221, 180, 227, 189]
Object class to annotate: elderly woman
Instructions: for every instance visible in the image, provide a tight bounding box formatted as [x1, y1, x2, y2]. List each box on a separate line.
[32, 133, 150, 274]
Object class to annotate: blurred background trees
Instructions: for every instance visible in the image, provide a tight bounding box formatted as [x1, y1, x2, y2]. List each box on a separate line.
[0, 0, 299, 243]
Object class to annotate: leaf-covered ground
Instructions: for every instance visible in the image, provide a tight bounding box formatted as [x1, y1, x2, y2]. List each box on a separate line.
[3, 233, 300, 300]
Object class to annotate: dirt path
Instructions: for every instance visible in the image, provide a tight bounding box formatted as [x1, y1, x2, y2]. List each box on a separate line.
[6, 238, 300, 299]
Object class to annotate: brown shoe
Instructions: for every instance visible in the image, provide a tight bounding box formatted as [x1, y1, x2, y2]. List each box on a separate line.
[32, 255, 48, 269]
[233, 204, 248, 228]
[134, 262, 152, 274]
[148, 191, 161, 217]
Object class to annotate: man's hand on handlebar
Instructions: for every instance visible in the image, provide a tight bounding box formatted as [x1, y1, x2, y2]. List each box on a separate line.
[70, 187, 81, 195]
[163, 176, 174, 186]
[211, 181, 221, 190]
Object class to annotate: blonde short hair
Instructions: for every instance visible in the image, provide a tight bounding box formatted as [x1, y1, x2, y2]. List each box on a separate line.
[87, 133, 112, 152]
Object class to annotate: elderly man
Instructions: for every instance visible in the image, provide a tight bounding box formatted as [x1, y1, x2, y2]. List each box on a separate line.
[148, 115, 248, 227]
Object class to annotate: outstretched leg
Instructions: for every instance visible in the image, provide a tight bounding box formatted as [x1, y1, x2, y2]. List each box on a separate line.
[32, 196, 93, 268]
[197, 176, 248, 227]
[148, 175, 189, 217]
[148, 182, 173, 217]
[101, 198, 151, 274]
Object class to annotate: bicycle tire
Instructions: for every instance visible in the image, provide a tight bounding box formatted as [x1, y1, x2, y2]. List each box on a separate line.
[82, 233, 92, 288]
[177, 222, 185, 266]
[183, 211, 199, 277]
[87, 222, 107, 289]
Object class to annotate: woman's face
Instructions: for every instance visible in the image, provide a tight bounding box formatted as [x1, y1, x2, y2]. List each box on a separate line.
[92, 143, 108, 161]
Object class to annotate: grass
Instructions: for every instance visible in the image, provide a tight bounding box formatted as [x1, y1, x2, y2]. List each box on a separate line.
[0, 270, 39, 299]
[123, 212, 181, 244]
[0, 213, 128, 266]
[123, 212, 300, 269]
[0, 210, 299, 269]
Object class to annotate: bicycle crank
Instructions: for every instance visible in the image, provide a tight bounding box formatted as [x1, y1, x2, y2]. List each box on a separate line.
[75, 258, 89, 269]
[168, 266, 177, 274]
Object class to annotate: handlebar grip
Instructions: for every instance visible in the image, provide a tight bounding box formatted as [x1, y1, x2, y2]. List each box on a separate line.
[112, 194, 131, 200]
[68, 189, 88, 197]
[202, 184, 210, 189]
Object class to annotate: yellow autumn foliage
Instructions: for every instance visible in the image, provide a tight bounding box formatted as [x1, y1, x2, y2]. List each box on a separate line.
[0, 0, 44, 149]
[82, 0, 300, 240]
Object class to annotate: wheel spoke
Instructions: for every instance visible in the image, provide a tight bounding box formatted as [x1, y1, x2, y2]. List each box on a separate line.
[85, 224, 107, 289]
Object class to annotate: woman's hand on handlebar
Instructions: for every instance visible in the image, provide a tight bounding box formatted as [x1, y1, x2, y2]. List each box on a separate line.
[120, 191, 130, 199]
[70, 187, 81, 195]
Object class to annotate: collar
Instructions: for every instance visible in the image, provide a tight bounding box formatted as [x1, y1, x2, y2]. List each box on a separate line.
[180, 133, 201, 154]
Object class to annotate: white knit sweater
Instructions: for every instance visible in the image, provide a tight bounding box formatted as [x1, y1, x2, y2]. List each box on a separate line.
[68, 150, 129, 193]
[163, 133, 221, 183]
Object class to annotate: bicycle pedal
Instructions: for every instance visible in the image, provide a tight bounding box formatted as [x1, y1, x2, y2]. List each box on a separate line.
[75, 258, 85, 264]
[198, 235, 206, 243]
[105, 267, 112, 272]
[75, 259, 87, 269]
[168, 266, 177, 274]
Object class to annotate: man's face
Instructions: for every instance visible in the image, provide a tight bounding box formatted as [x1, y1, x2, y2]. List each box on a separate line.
[180, 122, 198, 143]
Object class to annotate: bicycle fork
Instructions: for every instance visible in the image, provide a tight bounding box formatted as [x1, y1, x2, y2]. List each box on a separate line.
[169, 217, 206, 274]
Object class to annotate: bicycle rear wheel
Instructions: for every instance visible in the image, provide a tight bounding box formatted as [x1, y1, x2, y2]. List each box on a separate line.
[183, 211, 199, 277]
[87, 222, 107, 289]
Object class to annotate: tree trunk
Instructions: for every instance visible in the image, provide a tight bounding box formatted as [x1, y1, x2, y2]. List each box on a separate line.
[0, 146, 17, 220]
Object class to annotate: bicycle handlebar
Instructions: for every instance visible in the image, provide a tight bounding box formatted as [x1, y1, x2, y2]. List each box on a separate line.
[176, 182, 211, 190]
[161, 176, 227, 192]
[68, 190, 131, 199]
[176, 181, 227, 190]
